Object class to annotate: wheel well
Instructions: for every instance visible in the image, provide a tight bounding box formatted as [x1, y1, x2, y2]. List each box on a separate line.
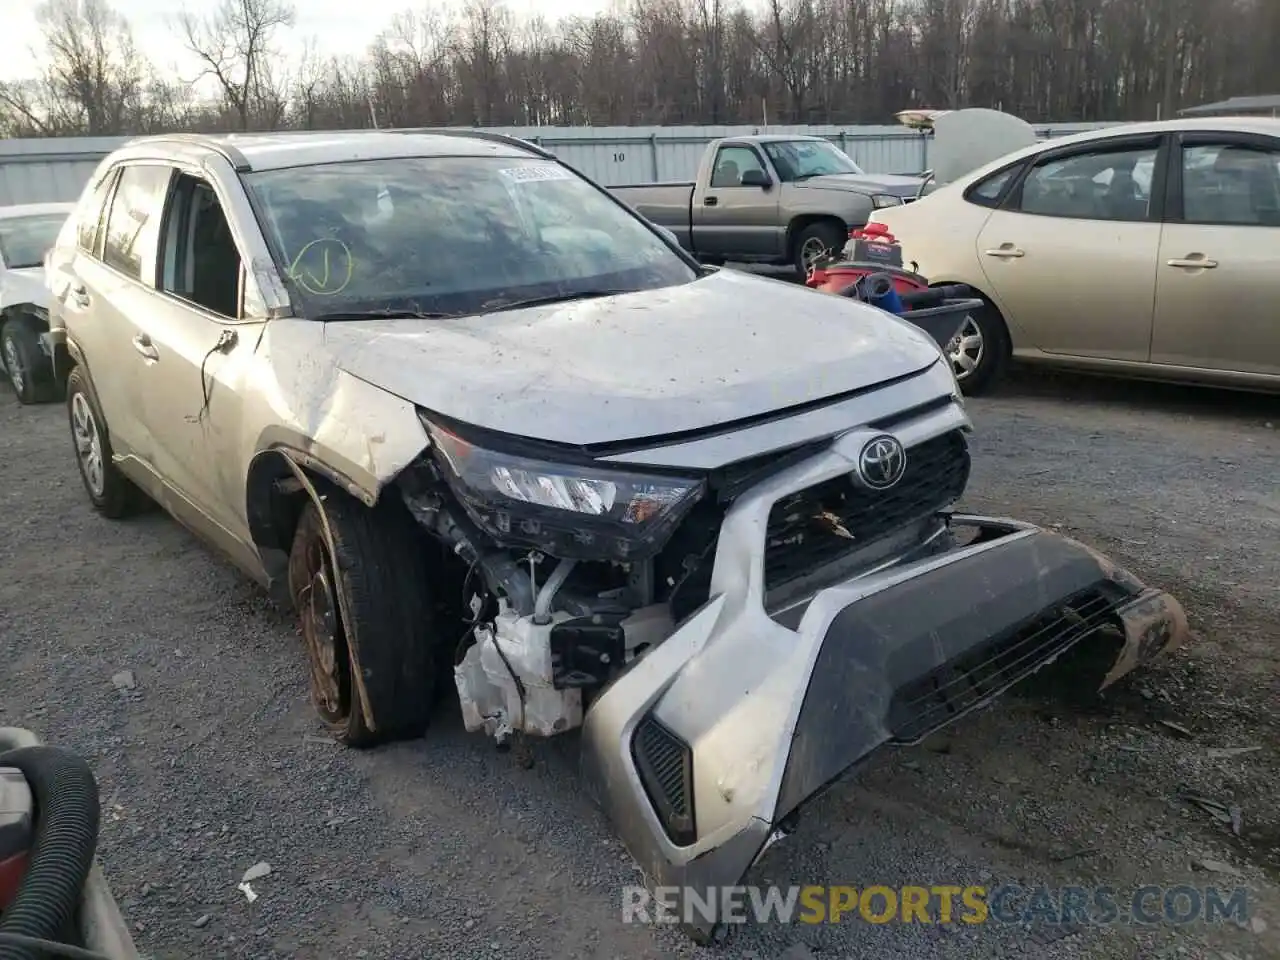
[245, 450, 314, 558]
[786, 215, 848, 259]
[244, 451, 467, 611]
[0, 305, 49, 334]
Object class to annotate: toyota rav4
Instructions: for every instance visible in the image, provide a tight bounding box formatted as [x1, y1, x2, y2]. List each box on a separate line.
[45, 130, 1189, 943]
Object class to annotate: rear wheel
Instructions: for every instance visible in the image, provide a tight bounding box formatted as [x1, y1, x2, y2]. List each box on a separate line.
[947, 300, 1010, 395]
[1, 319, 57, 405]
[66, 367, 143, 518]
[793, 221, 848, 279]
[287, 494, 439, 747]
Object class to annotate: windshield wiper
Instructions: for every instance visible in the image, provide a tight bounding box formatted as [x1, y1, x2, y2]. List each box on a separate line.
[480, 289, 630, 313]
[310, 309, 459, 321]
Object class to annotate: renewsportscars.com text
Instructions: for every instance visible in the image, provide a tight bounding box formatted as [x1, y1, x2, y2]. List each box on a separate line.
[622, 884, 1250, 927]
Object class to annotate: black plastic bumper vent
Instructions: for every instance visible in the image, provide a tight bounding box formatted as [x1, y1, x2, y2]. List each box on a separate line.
[632, 715, 696, 846]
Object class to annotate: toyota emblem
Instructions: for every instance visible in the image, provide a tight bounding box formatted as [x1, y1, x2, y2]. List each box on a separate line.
[857, 435, 907, 490]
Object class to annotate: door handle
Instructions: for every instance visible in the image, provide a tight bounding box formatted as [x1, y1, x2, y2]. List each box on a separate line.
[983, 246, 1025, 258]
[70, 284, 90, 307]
[704, 196, 718, 206]
[1167, 256, 1218, 269]
[132, 333, 159, 361]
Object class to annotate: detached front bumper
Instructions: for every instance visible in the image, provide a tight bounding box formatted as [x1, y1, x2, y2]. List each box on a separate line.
[580, 513, 1187, 942]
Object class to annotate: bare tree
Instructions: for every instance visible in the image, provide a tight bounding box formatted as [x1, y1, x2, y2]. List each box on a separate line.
[0, 0, 145, 136]
[176, 0, 296, 131]
[7, 0, 1280, 139]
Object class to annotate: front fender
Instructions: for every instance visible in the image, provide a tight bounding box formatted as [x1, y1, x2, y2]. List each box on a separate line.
[249, 322, 430, 505]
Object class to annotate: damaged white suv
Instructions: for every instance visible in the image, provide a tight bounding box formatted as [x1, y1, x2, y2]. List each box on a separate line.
[46, 130, 1189, 943]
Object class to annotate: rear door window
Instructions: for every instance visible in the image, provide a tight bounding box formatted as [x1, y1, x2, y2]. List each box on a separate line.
[1178, 142, 1280, 226]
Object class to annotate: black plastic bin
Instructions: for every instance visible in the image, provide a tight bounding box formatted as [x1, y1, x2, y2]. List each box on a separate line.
[898, 297, 984, 352]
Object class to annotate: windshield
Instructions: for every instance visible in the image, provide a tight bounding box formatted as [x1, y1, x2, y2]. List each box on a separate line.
[0, 213, 67, 269]
[763, 140, 865, 181]
[243, 157, 699, 318]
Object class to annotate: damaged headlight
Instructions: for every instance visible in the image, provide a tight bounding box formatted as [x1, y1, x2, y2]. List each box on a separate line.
[420, 414, 706, 562]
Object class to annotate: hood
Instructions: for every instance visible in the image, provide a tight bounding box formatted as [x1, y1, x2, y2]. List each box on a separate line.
[0, 266, 49, 312]
[930, 108, 1038, 185]
[323, 269, 943, 448]
[795, 173, 926, 199]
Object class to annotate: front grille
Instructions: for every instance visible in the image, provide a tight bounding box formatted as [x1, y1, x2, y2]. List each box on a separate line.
[763, 430, 969, 590]
[887, 586, 1120, 742]
[631, 715, 696, 846]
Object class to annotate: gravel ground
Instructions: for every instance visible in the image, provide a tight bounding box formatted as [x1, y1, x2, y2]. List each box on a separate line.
[1, 370, 1278, 960]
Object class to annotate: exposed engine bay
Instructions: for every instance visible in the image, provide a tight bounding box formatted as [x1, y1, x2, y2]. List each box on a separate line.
[397, 411, 971, 745]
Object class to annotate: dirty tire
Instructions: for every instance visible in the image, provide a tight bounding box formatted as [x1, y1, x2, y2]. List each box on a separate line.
[65, 366, 143, 519]
[287, 494, 438, 748]
[2, 319, 57, 405]
[793, 221, 848, 278]
[950, 300, 1011, 396]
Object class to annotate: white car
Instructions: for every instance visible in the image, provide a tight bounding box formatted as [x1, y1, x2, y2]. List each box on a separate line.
[0, 202, 76, 403]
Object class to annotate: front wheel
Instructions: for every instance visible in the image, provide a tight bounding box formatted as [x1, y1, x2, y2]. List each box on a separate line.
[287, 494, 439, 747]
[946, 302, 1010, 395]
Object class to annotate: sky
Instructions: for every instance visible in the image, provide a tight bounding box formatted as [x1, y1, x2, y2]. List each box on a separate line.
[0, 0, 615, 83]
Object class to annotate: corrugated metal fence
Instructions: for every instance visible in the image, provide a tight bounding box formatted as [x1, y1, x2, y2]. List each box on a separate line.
[0, 122, 1112, 206]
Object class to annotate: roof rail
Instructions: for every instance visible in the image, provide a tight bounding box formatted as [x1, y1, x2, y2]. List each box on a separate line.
[128, 133, 252, 173]
[397, 128, 554, 159]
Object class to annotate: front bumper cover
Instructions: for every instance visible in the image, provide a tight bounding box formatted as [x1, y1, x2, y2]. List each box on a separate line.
[580, 514, 1187, 942]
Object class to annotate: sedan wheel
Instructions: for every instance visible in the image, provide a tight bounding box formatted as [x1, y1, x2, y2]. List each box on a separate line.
[942, 303, 1009, 395]
[1, 321, 57, 404]
[947, 316, 985, 382]
[3, 335, 25, 396]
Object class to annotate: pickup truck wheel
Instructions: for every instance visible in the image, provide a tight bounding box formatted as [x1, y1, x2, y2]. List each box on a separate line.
[793, 222, 847, 278]
[287, 495, 437, 748]
[1, 320, 56, 405]
[66, 367, 144, 519]
[947, 302, 1010, 395]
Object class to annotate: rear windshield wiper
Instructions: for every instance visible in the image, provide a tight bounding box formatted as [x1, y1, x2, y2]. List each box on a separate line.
[310, 309, 459, 321]
[480, 289, 630, 313]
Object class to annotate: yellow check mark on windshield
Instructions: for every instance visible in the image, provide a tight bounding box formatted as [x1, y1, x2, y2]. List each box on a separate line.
[288, 238, 353, 296]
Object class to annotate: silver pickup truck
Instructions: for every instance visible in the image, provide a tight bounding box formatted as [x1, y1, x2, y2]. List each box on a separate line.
[609, 134, 928, 276]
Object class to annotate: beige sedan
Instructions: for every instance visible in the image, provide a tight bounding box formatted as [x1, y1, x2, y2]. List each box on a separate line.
[871, 117, 1280, 394]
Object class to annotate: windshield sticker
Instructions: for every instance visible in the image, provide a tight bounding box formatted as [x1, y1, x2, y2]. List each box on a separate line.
[499, 164, 573, 184]
[287, 238, 353, 297]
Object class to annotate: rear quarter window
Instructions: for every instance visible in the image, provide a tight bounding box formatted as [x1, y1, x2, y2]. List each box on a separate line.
[75, 169, 119, 257]
[964, 166, 1019, 208]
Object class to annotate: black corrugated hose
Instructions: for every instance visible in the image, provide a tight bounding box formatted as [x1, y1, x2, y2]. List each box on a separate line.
[0, 746, 101, 960]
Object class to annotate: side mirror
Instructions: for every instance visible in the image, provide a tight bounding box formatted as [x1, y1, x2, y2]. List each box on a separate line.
[740, 169, 772, 188]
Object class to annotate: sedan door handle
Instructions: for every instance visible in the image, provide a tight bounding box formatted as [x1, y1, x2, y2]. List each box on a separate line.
[983, 247, 1025, 258]
[703, 196, 718, 206]
[132, 334, 159, 361]
[1167, 256, 1218, 269]
[70, 284, 90, 307]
